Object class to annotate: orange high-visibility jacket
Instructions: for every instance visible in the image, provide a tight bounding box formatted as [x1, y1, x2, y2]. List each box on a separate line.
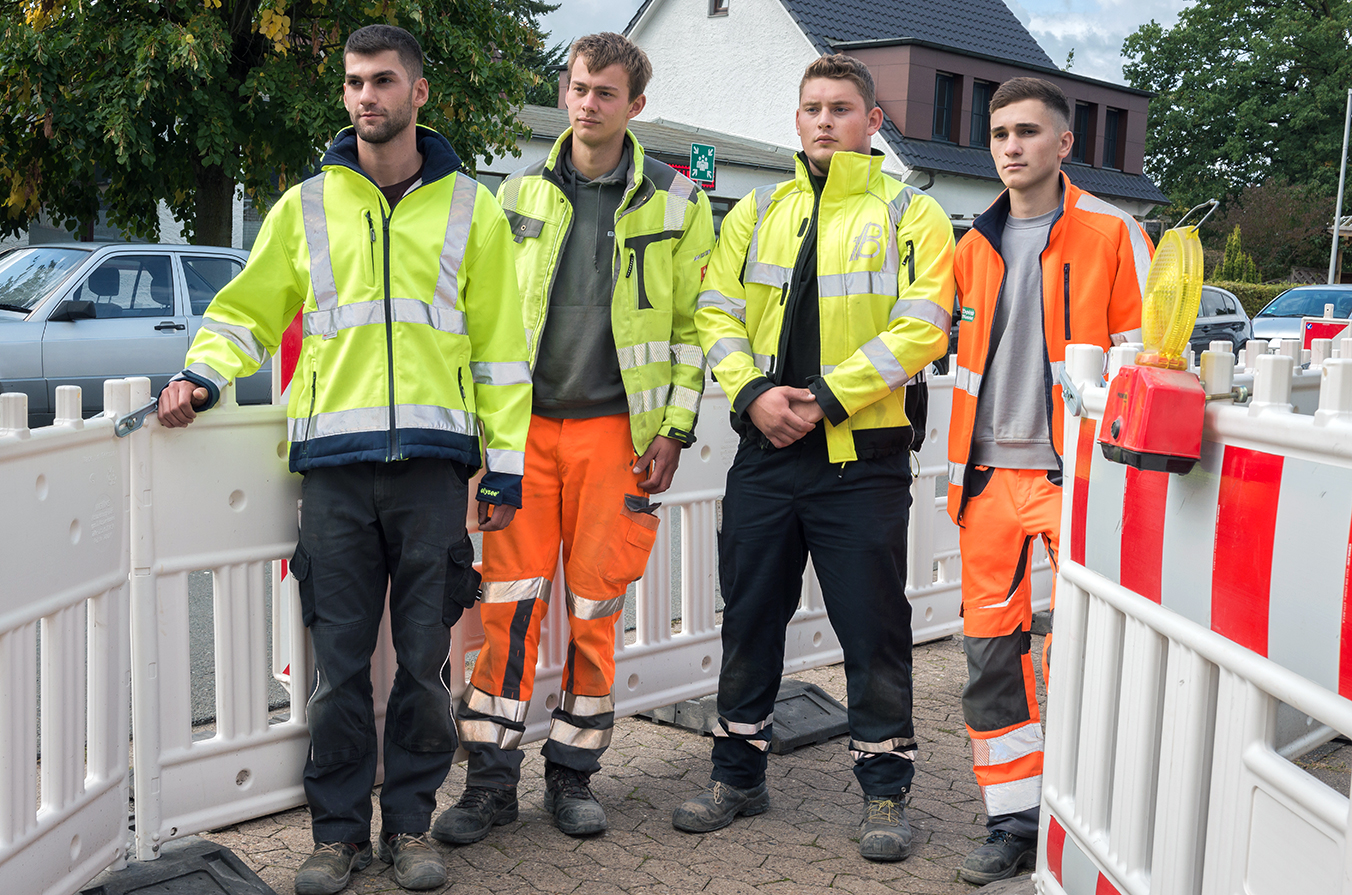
[947, 173, 1151, 523]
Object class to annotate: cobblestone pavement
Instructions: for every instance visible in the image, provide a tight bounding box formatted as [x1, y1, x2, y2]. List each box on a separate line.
[201, 632, 1043, 894]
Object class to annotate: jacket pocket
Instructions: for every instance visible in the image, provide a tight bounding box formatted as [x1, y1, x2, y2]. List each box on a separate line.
[597, 497, 661, 592]
[505, 210, 546, 243]
[289, 542, 316, 627]
[1063, 263, 1072, 340]
[443, 533, 482, 626]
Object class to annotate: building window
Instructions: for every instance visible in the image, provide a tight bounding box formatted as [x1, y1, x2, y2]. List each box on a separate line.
[1071, 102, 1092, 164]
[933, 73, 955, 143]
[709, 0, 729, 15]
[969, 80, 995, 148]
[1103, 108, 1124, 169]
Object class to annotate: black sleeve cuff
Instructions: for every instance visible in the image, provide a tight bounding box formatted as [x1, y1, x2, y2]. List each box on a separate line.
[477, 472, 523, 509]
[165, 370, 221, 412]
[731, 376, 774, 420]
[809, 377, 849, 426]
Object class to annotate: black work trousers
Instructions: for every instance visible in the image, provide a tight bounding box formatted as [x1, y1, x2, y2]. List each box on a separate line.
[711, 434, 918, 796]
[290, 458, 477, 844]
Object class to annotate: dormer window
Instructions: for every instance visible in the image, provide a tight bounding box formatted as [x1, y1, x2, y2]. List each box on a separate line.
[709, 0, 729, 15]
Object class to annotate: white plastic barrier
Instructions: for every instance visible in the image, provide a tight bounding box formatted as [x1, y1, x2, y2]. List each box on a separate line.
[1038, 346, 1352, 895]
[0, 384, 132, 895]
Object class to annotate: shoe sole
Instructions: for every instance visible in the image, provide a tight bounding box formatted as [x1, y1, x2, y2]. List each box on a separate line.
[294, 849, 372, 895]
[430, 803, 519, 845]
[672, 790, 770, 834]
[859, 832, 913, 863]
[956, 848, 1036, 885]
[543, 791, 608, 836]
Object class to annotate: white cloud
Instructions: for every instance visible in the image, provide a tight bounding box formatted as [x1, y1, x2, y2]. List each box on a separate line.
[538, 0, 645, 47]
[1002, 0, 1191, 84]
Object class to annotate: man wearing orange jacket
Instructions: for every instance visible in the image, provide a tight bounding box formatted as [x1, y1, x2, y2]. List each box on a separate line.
[947, 77, 1150, 885]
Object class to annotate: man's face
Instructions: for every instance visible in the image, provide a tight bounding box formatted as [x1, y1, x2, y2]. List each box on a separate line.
[795, 77, 882, 175]
[988, 98, 1073, 193]
[343, 50, 428, 145]
[565, 57, 645, 150]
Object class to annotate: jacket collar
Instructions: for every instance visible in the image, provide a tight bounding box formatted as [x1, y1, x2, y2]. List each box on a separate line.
[545, 128, 644, 208]
[972, 170, 1080, 254]
[321, 125, 463, 188]
[792, 149, 886, 199]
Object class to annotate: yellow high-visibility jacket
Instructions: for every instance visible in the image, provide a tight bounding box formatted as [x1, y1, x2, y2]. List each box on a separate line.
[696, 150, 955, 463]
[176, 125, 532, 506]
[496, 129, 714, 450]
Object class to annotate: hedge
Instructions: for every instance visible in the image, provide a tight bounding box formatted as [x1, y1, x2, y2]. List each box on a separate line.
[1204, 280, 1298, 319]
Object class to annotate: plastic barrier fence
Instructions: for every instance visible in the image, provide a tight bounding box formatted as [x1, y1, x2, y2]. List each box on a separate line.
[1038, 344, 1352, 895]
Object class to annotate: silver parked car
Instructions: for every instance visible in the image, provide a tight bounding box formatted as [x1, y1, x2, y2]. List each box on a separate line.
[0, 243, 271, 428]
[1251, 284, 1352, 344]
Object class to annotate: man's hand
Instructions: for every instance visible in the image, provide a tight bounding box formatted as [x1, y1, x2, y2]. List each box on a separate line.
[634, 434, 683, 494]
[786, 389, 824, 425]
[478, 501, 517, 532]
[747, 386, 817, 448]
[158, 380, 209, 428]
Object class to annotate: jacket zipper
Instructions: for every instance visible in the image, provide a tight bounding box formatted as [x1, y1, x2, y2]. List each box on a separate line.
[1063, 263, 1072, 340]
[458, 368, 467, 404]
[302, 370, 318, 451]
[534, 167, 577, 370]
[366, 211, 376, 285]
[774, 205, 819, 386]
[905, 239, 916, 285]
[382, 206, 397, 460]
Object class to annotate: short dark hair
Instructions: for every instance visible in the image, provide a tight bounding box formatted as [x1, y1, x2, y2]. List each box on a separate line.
[800, 54, 877, 111]
[989, 77, 1071, 131]
[345, 25, 424, 83]
[568, 32, 652, 100]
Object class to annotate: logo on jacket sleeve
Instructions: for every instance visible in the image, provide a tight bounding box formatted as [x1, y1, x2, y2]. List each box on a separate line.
[849, 222, 885, 261]
[961, 306, 976, 322]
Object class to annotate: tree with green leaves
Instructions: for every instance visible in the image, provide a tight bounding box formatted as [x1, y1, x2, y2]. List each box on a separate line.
[1122, 0, 1352, 209]
[1215, 225, 1260, 283]
[0, 0, 556, 246]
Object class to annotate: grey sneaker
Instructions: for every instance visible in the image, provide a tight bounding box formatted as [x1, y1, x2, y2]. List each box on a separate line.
[543, 764, 608, 836]
[294, 841, 371, 895]
[375, 832, 446, 891]
[858, 794, 913, 862]
[431, 785, 519, 844]
[671, 780, 770, 833]
[958, 830, 1037, 884]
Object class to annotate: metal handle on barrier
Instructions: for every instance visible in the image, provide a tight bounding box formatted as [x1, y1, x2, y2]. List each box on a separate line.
[1059, 365, 1085, 416]
[114, 400, 159, 437]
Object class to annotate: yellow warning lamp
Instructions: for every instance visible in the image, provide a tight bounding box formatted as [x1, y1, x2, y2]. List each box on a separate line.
[1099, 201, 1217, 475]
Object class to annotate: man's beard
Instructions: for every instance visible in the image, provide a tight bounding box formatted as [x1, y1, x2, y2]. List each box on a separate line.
[352, 96, 413, 144]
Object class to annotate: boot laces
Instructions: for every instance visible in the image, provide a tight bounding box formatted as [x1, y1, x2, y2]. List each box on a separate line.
[866, 798, 901, 824]
[456, 786, 502, 810]
[550, 767, 594, 801]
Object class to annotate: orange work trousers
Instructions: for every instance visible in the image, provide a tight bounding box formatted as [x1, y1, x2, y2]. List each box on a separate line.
[457, 414, 660, 787]
[958, 466, 1060, 837]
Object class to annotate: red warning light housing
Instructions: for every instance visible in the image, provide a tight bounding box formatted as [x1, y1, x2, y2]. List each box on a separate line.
[1099, 365, 1206, 475]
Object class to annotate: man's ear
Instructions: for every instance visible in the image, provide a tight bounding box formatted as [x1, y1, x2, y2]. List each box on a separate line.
[627, 93, 647, 121]
[867, 105, 884, 137]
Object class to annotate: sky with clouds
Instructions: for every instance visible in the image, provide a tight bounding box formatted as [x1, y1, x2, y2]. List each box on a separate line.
[536, 0, 1194, 85]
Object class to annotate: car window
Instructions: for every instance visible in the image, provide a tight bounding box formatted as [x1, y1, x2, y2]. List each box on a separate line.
[182, 255, 243, 316]
[69, 255, 175, 318]
[1199, 288, 1222, 317]
[1219, 293, 1238, 314]
[0, 246, 90, 312]
[1258, 289, 1352, 319]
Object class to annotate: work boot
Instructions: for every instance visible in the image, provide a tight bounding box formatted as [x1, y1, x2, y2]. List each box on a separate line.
[375, 832, 446, 891]
[858, 793, 913, 862]
[543, 763, 608, 836]
[671, 780, 770, 833]
[430, 785, 519, 844]
[294, 841, 371, 895]
[958, 830, 1037, 884]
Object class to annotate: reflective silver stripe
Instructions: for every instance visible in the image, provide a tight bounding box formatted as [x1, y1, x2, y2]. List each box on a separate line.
[744, 184, 777, 273]
[464, 686, 529, 723]
[948, 461, 966, 483]
[202, 319, 268, 365]
[566, 587, 626, 620]
[627, 385, 667, 418]
[286, 404, 477, 441]
[1074, 192, 1151, 298]
[497, 175, 521, 213]
[433, 173, 479, 312]
[481, 577, 551, 605]
[185, 362, 229, 390]
[617, 340, 671, 370]
[744, 261, 792, 289]
[971, 723, 1044, 767]
[303, 297, 466, 339]
[670, 384, 701, 413]
[821, 365, 836, 376]
[665, 173, 696, 229]
[395, 404, 477, 433]
[698, 289, 746, 323]
[819, 270, 898, 298]
[719, 715, 772, 736]
[886, 188, 917, 227]
[707, 337, 752, 368]
[981, 776, 1042, 816]
[300, 175, 338, 327]
[890, 298, 952, 332]
[471, 360, 531, 386]
[486, 448, 525, 477]
[851, 745, 919, 762]
[670, 343, 705, 369]
[458, 718, 523, 750]
[1049, 360, 1066, 388]
[546, 718, 612, 751]
[860, 335, 909, 390]
[850, 735, 918, 754]
[954, 365, 982, 398]
[560, 692, 615, 717]
[753, 353, 773, 373]
[1113, 327, 1143, 343]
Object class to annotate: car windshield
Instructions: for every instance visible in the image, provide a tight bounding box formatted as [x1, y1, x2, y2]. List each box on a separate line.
[0, 247, 91, 312]
[1257, 288, 1352, 319]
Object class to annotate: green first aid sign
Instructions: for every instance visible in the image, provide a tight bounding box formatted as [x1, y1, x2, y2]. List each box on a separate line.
[690, 143, 716, 187]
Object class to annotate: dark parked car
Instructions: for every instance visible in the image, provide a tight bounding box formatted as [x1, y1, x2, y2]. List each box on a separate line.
[1190, 284, 1252, 355]
[0, 242, 271, 428]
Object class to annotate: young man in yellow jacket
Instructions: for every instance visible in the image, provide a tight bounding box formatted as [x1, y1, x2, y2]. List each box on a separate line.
[432, 33, 714, 844]
[158, 26, 531, 895]
[947, 78, 1149, 884]
[674, 54, 953, 862]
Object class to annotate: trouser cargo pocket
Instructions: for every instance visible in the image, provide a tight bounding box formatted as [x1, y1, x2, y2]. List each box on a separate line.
[444, 533, 482, 627]
[289, 542, 316, 626]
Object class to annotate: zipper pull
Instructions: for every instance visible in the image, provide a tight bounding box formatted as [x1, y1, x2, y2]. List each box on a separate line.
[780, 283, 789, 305]
[626, 253, 635, 278]
[458, 368, 467, 402]
[366, 211, 375, 242]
